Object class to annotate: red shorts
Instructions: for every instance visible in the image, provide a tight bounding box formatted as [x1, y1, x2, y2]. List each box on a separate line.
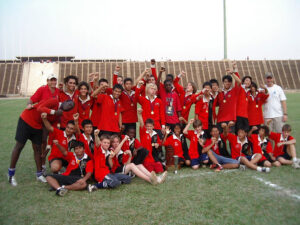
[143, 161, 164, 173]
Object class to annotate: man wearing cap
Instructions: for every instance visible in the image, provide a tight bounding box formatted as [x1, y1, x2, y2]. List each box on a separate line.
[263, 73, 287, 132]
[26, 74, 60, 109]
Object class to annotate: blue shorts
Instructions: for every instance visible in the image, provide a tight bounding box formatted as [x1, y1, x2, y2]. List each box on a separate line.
[191, 154, 209, 166]
[212, 151, 239, 165]
[236, 155, 253, 162]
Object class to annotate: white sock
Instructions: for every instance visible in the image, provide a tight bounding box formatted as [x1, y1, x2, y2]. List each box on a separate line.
[256, 167, 262, 172]
[293, 157, 297, 162]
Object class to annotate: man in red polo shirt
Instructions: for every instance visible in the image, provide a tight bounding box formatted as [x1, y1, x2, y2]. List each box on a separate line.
[214, 69, 241, 133]
[7, 98, 74, 186]
[58, 75, 79, 129]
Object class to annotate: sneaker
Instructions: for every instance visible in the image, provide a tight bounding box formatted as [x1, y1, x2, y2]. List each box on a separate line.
[239, 165, 246, 171]
[292, 161, 300, 169]
[157, 171, 168, 184]
[8, 175, 17, 186]
[87, 184, 98, 193]
[210, 164, 218, 169]
[150, 171, 158, 185]
[56, 187, 68, 197]
[261, 167, 271, 173]
[42, 167, 47, 177]
[214, 164, 223, 172]
[37, 175, 47, 183]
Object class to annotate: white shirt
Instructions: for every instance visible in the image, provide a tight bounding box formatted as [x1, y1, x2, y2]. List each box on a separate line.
[263, 84, 286, 118]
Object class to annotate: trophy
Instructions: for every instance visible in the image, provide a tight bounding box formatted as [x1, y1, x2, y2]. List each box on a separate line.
[173, 155, 179, 174]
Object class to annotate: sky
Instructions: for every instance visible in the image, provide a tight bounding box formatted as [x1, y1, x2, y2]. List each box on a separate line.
[0, 0, 299, 61]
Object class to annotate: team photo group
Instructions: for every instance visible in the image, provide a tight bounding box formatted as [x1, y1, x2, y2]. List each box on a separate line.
[7, 59, 299, 197]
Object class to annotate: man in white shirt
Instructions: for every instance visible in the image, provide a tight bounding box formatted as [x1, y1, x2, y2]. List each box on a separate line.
[263, 73, 288, 132]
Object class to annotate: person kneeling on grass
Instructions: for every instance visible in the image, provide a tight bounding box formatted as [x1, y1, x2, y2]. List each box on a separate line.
[248, 125, 281, 168]
[222, 122, 270, 172]
[267, 122, 300, 168]
[183, 119, 209, 170]
[202, 125, 240, 171]
[88, 130, 131, 192]
[109, 135, 166, 185]
[46, 140, 93, 197]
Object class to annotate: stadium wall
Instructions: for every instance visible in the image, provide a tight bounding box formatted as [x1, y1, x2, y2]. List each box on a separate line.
[0, 60, 300, 96]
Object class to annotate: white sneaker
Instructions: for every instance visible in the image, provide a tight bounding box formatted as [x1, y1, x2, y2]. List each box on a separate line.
[87, 184, 98, 193]
[8, 175, 17, 186]
[292, 161, 300, 169]
[157, 171, 168, 184]
[56, 187, 68, 197]
[239, 165, 246, 171]
[262, 167, 271, 173]
[37, 175, 47, 183]
[150, 171, 158, 185]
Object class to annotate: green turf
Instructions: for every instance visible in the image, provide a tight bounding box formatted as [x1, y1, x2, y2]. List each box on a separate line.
[0, 93, 300, 225]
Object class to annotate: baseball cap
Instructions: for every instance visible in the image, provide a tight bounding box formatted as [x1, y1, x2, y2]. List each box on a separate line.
[47, 74, 57, 80]
[265, 72, 273, 78]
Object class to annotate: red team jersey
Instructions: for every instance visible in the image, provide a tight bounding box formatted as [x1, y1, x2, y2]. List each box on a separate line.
[120, 90, 137, 123]
[159, 88, 182, 124]
[75, 95, 94, 129]
[163, 134, 184, 158]
[185, 130, 205, 159]
[30, 85, 60, 103]
[195, 95, 215, 130]
[247, 92, 269, 126]
[269, 132, 294, 157]
[93, 145, 111, 183]
[62, 152, 93, 176]
[58, 90, 79, 128]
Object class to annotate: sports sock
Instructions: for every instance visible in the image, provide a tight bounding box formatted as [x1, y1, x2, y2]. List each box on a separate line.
[36, 171, 43, 177]
[8, 168, 16, 177]
[256, 167, 262, 172]
[293, 157, 297, 163]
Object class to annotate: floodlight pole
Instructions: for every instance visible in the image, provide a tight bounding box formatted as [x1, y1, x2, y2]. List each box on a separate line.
[223, 0, 228, 59]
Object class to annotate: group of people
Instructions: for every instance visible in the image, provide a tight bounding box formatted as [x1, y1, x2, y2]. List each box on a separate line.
[7, 59, 299, 197]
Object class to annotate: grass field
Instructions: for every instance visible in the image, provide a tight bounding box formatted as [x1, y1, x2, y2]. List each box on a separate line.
[0, 93, 300, 225]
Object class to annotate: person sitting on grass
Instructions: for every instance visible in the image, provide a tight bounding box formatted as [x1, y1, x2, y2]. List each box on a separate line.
[87, 130, 131, 192]
[7, 98, 74, 186]
[137, 108, 165, 174]
[46, 140, 93, 197]
[162, 124, 191, 167]
[267, 121, 300, 168]
[202, 125, 240, 170]
[222, 122, 270, 172]
[110, 135, 166, 185]
[183, 119, 209, 170]
[248, 125, 281, 168]
[42, 113, 76, 174]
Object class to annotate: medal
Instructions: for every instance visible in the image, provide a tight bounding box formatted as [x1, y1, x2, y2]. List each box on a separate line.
[82, 112, 85, 115]
[152, 143, 155, 146]
[115, 112, 117, 116]
[256, 105, 258, 108]
[183, 106, 186, 109]
[223, 99, 226, 103]
[131, 103, 134, 107]
[151, 111, 154, 115]
[206, 110, 208, 113]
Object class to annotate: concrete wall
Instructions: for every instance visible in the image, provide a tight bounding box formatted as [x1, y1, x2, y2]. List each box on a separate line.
[20, 62, 59, 96]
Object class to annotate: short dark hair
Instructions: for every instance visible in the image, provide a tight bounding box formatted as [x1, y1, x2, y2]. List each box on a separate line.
[113, 84, 124, 91]
[64, 75, 78, 85]
[192, 120, 202, 129]
[210, 79, 219, 86]
[145, 118, 154, 125]
[237, 127, 248, 133]
[282, 124, 292, 132]
[222, 75, 232, 83]
[202, 81, 212, 89]
[68, 140, 84, 151]
[124, 78, 133, 84]
[164, 79, 172, 86]
[78, 81, 90, 92]
[259, 125, 270, 136]
[210, 125, 220, 133]
[166, 74, 174, 81]
[98, 78, 108, 85]
[67, 120, 75, 126]
[242, 76, 252, 84]
[81, 119, 93, 128]
[250, 82, 258, 90]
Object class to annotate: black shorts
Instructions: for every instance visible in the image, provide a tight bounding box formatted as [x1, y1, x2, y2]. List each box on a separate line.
[115, 165, 126, 174]
[257, 160, 267, 167]
[49, 158, 69, 167]
[47, 174, 81, 186]
[15, 117, 43, 145]
[277, 153, 292, 160]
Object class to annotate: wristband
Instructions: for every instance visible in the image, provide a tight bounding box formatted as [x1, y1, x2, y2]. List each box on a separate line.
[50, 110, 55, 115]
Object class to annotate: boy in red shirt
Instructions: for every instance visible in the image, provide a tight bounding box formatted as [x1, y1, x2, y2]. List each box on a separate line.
[120, 78, 138, 133]
[222, 123, 270, 172]
[267, 123, 299, 168]
[46, 140, 93, 197]
[137, 109, 165, 174]
[88, 131, 131, 191]
[75, 81, 94, 130]
[183, 119, 209, 169]
[58, 75, 79, 130]
[248, 125, 281, 167]
[7, 99, 74, 186]
[195, 82, 215, 135]
[162, 124, 191, 166]
[41, 114, 77, 173]
[93, 84, 124, 136]
[247, 82, 269, 131]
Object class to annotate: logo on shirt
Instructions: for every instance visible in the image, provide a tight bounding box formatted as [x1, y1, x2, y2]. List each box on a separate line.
[174, 142, 178, 147]
[71, 160, 76, 165]
[62, 140, 67, 145]
[155, 102, 160, 106]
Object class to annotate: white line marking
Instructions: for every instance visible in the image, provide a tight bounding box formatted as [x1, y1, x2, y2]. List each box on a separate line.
[168, 169, 238, 180]
[253, 176, 300, 201]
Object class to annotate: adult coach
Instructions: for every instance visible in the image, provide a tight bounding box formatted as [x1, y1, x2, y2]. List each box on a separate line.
[263, 73, 287, 132]
[7, 98, 74, 186]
